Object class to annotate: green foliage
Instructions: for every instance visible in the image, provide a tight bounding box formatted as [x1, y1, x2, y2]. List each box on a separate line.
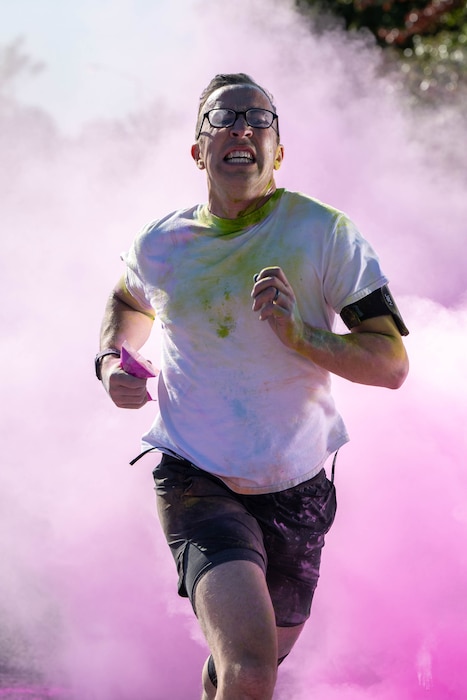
[401, 9, 467, 101]
[296, 0, 467, 103]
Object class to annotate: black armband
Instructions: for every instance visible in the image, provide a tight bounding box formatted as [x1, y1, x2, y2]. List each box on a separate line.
[340, 285, 409, 336]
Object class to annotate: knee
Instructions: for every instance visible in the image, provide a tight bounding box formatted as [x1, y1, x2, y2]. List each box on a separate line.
[228, 658, 277, 698]
[210, 653, 277, 698]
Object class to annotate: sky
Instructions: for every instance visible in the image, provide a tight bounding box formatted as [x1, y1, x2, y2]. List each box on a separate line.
[1, 0, 196, 133]
[1, 0, 467, 698]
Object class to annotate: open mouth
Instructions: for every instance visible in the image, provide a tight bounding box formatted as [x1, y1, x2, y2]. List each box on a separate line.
[224, 150, 255, 164]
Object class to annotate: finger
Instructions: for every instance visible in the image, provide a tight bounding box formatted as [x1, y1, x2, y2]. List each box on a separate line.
[251, 286, 282, 312]
[252, 276, 283, 299]
[252, 274, 289, 311]
[252, 266, 289, 287]
[258, 293, 290, 319]
[252, 268, 289, 298]
[108, 371, 149, 406]
[254, 266, 287, 282]
[112, 385, 149, 408]
[111, 367, 146, 387]
[114, 396, 149, 409]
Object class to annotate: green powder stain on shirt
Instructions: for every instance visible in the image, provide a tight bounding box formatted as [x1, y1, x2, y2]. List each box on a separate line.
[216, 314, 235, 338]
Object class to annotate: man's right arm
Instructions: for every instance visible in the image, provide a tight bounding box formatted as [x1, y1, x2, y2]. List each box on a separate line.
[98, 276, 155, 409]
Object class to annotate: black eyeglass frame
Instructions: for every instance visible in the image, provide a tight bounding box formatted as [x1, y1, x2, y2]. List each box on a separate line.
[196, 108, 279, 140]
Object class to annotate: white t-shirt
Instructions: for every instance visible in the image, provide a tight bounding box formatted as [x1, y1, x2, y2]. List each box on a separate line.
[124, 189, 387, 494]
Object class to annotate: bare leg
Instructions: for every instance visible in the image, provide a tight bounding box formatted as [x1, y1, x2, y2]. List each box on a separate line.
[195, 560, 278, 700]
[277, 622, 305, 659]
[200, 623, 306, 699]
[200, 656, 217, 700]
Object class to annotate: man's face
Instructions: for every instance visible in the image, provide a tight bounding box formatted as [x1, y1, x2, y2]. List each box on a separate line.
[192, 84, 283, 200]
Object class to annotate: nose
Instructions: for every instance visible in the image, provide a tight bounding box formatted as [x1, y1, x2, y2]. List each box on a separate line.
[230, 114, 253, 136]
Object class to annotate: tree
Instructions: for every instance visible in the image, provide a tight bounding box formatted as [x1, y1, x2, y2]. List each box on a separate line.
[0, 39, 59, 168]
[296, 0, 467, 102]
[0, 37, 44, 96]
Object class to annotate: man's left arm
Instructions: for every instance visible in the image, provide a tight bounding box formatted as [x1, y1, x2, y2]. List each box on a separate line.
[252, 267, 409, 389]
[295, 315, 409, 389]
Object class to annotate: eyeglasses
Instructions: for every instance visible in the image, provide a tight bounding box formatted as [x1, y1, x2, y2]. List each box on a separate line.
[196, 108, 279, 139]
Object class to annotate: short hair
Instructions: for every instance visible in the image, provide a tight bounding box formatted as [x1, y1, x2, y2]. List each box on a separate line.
[195, 73, 278, 140]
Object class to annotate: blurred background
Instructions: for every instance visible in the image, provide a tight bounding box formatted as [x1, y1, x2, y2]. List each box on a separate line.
[1, 1, 466, 698]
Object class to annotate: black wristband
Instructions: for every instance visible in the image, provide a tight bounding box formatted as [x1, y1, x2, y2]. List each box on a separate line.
[95, 349, 121, 381]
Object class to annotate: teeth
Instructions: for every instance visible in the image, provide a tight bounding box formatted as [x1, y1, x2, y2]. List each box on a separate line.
[225, 150, 254, 162]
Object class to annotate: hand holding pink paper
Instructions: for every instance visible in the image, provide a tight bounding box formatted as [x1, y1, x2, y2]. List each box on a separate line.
[120, 341, 158, 401]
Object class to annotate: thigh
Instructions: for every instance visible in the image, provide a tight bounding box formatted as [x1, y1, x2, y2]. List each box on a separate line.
[249, 469, 337, 627]
[153, 455, 267, 605]
[195, 559, 278, 669]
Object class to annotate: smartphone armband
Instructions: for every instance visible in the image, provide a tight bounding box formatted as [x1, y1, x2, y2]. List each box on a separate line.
[340, 285, 409, 336]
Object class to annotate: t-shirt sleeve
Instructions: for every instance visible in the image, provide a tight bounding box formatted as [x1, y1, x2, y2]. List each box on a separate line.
[323, 213, 388, 314]
[121, 225, 155, 310]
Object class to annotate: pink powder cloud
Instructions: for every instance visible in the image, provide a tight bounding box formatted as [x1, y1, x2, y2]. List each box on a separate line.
[1, 1, 466, 697]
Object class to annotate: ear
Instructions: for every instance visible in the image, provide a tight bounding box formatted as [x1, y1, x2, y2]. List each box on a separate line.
[273, 144, 284, 171]
[191, 143, 205, 170]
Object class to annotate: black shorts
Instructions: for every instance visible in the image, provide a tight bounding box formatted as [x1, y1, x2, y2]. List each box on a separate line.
[153, 454, 337, 627]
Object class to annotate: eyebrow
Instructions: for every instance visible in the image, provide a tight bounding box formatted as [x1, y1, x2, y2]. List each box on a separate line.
[208, 104, 269, 111]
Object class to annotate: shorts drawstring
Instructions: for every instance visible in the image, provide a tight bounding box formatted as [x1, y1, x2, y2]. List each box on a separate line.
[331, 450, 338, 484]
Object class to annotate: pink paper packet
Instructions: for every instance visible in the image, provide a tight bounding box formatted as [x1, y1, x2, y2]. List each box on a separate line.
[120, 341, 158, 401]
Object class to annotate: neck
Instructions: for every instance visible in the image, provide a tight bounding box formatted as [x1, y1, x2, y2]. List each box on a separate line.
[207, 180, 277, 219]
